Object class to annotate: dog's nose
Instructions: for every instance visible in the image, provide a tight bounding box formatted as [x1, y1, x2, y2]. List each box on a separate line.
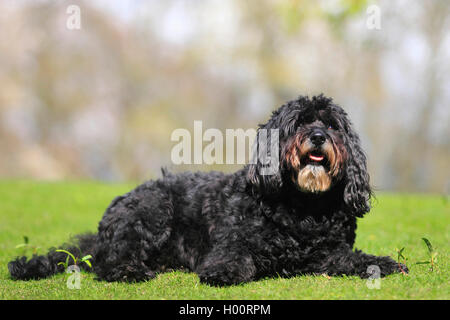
[310, 130, 326, 146]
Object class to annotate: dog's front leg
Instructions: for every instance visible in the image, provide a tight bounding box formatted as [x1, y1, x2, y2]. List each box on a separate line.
[196, 244, 257, 286]
[323, 247, 408, 278]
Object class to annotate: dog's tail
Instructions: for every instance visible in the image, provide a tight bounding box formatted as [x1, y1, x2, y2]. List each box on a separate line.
[8, 232, 97, 280]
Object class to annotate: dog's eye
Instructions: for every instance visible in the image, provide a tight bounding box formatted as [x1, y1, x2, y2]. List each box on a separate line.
[327, 124, 334, 130]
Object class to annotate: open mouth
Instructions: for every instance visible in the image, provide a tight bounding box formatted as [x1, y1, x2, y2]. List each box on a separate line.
[306, 150, 327, 165]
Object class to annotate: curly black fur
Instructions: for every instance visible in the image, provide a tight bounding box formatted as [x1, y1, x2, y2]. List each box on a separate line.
[8, 94, 407, 285]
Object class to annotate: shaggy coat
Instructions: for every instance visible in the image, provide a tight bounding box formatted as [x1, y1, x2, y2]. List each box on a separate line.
[8, 95, 407, 285]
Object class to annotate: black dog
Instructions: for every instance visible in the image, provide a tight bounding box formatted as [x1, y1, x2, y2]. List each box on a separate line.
[9, 94, 407, 285]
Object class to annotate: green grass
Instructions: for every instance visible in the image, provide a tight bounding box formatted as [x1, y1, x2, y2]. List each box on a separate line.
[0, 180, 448, 300]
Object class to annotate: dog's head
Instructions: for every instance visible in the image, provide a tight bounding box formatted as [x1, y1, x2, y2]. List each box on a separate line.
[247, 94, 372, 216]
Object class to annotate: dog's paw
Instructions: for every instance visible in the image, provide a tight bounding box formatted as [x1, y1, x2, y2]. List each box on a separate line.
[362, 257, 408, 279]
[383, 258, 408, 276]
[198, 266, 241, 287]
[197, 253, 257, 286]
[395, 263, 409, 275]
[378, 258, 409, 277]
[198, 273, 230, 287]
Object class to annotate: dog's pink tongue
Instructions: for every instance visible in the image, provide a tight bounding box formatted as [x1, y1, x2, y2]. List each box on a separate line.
[309, 154, 324, 162]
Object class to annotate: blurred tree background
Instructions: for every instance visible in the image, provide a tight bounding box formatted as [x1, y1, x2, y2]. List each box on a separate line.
[0, 0, 448, 193]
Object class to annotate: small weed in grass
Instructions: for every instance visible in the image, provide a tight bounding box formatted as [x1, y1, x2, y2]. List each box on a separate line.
[15, 236, 41, 256]
[394, 247, 408, 275]
[55, 249, 92, 269]
[416, 238, 438, 272]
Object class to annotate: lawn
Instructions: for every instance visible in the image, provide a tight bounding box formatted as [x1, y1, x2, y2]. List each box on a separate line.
[0, 180, 448, 300]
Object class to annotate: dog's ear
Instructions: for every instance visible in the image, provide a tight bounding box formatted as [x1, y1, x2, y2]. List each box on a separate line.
[247, 124, 283, 195]
[246, 97, 306, 195]
[341, 118, 372, 217]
